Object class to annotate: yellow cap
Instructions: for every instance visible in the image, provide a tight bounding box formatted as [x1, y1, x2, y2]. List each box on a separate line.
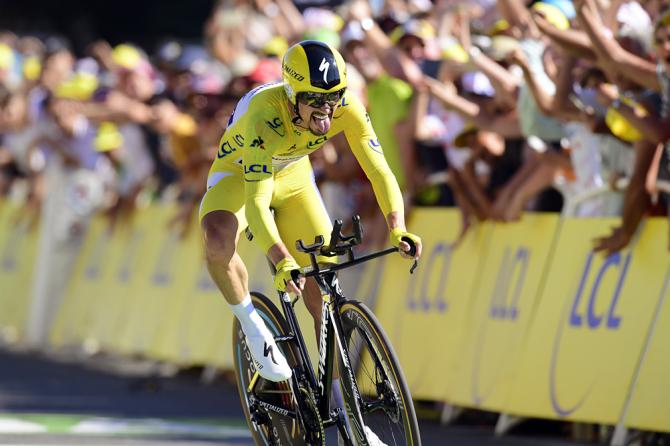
[532, 2, 570, 30]
[54, 72, 99, 101]
[173, 113, 197, 137]
[112, 44, 143, 70]
[605, 97, 647, 142]
[0, 43, 15, 71]
[263, 36, 289, 58]
[489, 19, 510, 36]
[390, 19, 436, 44]
[23, 56, 42, 81]
[656, 8, 670, 31]
[441, 38, 469, 63]
[95, 122, 124, 152]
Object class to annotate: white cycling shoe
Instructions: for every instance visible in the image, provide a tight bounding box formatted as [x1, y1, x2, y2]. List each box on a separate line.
[364, 426, 388, 446]
[246, 330, 292, 382]
[338, 425, 388, 446]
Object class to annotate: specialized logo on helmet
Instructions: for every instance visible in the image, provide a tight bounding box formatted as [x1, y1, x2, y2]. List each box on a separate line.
[318, 57, 330, 84]
[283, 64, 305, 82]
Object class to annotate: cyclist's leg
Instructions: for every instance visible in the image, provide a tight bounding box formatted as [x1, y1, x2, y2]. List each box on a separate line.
[200, 171, 291, 382]
[200, 172, 248, 304]
[272, 158, 334, 329]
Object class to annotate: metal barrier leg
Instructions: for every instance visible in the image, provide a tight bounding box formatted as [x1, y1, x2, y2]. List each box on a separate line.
[611, 424, 629, 446]
[439, 404, 463, 425]
[201, 365, 220, 384]
[494, 413, 524, 436]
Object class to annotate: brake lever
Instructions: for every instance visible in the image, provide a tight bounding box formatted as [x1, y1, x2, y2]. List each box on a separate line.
[410, 259, 418, 274]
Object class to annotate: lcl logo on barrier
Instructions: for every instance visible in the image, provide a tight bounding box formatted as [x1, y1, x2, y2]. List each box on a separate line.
[489, 246, 529, 321]
[472, 245, 530, 405]
[549, 251, 631, 417]
[406, 242, 451, 313]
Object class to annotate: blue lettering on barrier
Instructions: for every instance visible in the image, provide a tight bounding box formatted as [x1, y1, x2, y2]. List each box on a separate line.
[489, 246, 529, 321]
[117, 230, 142, 284]
[406, 242, 450, 312]
[568, 251, 628, 330]
[549, 251, 631, 417]
[152, 235, 177, 286]
[84, 232, 110, 280]
[471, 245, 530, 405]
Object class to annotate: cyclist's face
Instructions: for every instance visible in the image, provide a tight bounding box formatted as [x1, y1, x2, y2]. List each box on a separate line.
[296, 90, 344, 136]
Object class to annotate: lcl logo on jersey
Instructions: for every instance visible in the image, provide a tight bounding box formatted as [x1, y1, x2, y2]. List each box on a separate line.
[308, 136, 328, 148]
[244, 164, 271, 175]
[266, 117, 285, 137]
[233, 134, 245, 147]
[217, 141, 236, 159]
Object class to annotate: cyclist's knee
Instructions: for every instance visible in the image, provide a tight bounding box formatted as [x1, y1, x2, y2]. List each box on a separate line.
[202, 211, 238, 265]
[303, 278, 323, 320]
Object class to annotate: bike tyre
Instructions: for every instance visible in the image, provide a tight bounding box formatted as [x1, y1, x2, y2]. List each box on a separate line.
[232, 291, 305, 446]
[338, 300, 421, 446]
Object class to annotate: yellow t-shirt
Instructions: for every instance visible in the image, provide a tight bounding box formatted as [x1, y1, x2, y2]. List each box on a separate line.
[208, 82, 404, 252]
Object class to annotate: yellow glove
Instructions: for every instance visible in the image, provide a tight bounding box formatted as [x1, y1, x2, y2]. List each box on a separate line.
[390, 228, 422, 257]
[274, 257, 301, 292]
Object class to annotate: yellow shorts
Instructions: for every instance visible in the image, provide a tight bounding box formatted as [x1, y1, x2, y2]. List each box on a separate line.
[199, 157, 333, 266]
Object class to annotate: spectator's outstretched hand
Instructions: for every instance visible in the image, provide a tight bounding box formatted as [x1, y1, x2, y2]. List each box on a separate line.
[595, 82, 618, 107]
[349, 0, 372, 21]
[593, 226, 632, 256]
[506, 47, 528, 68]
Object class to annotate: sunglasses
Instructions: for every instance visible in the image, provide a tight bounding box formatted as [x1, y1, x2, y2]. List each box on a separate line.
[298, 90, 345, 108]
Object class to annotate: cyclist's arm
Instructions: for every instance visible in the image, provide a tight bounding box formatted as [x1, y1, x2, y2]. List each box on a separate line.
[243, 122, 283, 255]
[340, 94, 406, 229]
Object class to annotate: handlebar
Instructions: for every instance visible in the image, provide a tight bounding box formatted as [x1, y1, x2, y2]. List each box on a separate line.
[287, 215, 418, 290]
[401, 236, 417, 258]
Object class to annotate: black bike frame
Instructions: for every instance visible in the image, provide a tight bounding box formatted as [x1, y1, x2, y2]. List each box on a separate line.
[247, 247, 398, 423]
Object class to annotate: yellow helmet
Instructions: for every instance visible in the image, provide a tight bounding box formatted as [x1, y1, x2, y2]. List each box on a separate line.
[282, 40, 347, 104]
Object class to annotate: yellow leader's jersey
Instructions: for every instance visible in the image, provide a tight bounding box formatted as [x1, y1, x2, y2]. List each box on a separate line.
[207, 82, 404, 252]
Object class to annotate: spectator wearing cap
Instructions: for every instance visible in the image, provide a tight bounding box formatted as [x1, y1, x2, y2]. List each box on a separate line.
[570, 7, 670, 251]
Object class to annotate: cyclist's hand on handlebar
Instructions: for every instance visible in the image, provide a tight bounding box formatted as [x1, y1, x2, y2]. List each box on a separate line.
[274, 257, 305, 294]
[390, 228, 422, 259]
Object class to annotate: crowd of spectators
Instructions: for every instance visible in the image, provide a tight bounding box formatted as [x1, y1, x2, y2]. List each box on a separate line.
[0, 0, 668, 253]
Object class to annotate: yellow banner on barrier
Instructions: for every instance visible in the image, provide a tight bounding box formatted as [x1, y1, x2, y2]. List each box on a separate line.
[50, 216, 142, 351]
[621, 219, 670, 433]
[115, 206, 182, 356]
[0, 203, 39, 342]
[506, 218, 665, 425]
[447, 214, 560, 411]
[374, 209, 490, 401]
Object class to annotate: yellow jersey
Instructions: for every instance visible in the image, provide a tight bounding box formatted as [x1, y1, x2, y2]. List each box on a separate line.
[207, 82, 404, 253]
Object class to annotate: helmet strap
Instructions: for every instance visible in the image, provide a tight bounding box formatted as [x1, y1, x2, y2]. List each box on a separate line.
[291, 101, 303, 125]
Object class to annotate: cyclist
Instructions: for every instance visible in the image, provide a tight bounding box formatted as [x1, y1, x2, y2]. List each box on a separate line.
[200, 40, 422, 382]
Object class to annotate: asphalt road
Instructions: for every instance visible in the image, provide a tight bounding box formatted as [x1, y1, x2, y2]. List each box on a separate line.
[0, 347, 587, 446]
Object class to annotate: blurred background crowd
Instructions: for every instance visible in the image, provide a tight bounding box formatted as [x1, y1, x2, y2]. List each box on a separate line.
[0, 0, 668, 253]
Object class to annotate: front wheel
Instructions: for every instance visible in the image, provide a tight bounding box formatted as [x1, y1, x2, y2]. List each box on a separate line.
[232, 292, 305, 446]
[338, 300, 421, 446]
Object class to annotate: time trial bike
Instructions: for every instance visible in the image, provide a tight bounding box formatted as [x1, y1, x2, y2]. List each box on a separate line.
[233, 215, 421, 446]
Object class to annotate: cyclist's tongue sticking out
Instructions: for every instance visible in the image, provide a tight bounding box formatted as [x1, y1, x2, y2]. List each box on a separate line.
[310, 109, 331, 135]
